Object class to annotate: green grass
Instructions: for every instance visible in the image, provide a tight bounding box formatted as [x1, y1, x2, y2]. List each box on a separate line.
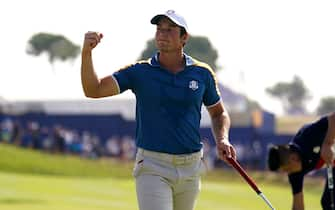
[0, 172, 137, 210]
[0, 144, 131, 178]
[0, 143, 324, 209]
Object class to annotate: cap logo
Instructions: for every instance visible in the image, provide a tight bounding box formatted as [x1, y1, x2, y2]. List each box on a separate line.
[166, 10, 175, 15]
[189, 80, 198, 91]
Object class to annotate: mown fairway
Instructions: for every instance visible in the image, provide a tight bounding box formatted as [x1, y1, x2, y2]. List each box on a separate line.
[0, 172, 137, 210]
[0, 144, 324, 209]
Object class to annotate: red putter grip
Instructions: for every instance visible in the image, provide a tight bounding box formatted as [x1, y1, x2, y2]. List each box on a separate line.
[228, 158, 262, 194]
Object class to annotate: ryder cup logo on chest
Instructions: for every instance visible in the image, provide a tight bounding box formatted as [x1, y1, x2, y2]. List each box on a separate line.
[189, 80, 198, 91]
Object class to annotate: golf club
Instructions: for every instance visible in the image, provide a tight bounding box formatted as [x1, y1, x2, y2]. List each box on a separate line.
[327, 165, 334, 210]
[228, 157, 275, 210]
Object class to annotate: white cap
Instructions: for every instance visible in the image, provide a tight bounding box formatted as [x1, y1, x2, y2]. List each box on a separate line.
[150, 10, 188, 32]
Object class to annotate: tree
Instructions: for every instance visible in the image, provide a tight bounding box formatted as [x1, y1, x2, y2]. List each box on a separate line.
[138, 36, 219, 71]
[266, 75, 311, 115]
[316, 97, 335, 115]
[26, 32, 80, 69]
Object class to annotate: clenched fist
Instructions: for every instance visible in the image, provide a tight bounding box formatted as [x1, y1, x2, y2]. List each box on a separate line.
[82, 31, 103, 53]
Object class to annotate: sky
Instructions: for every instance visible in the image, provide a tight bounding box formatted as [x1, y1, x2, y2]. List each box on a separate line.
[1, 0, 335, 115]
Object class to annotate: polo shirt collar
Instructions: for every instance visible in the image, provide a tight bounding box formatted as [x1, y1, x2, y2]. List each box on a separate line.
[150, 52, 195, 67]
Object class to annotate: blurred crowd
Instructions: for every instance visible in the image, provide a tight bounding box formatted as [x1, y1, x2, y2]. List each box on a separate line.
[0, 117, 263, 170]
[0, 117, 136, 161]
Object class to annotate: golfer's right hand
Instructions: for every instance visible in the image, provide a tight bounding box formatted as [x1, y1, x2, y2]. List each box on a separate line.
[82, 31, 103, 52]
[216, 138, 237, 164]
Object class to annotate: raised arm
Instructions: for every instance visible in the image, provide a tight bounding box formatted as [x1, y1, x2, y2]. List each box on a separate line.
[321, 112, 335, 164]
[207, 101, 236, 163]
[81, 32, 119, 98]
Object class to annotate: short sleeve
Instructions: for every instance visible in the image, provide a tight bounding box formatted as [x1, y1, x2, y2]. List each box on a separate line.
[288, 172, 304, 194]
[203, 70, 220, 107]
[112, 65, 136, 93]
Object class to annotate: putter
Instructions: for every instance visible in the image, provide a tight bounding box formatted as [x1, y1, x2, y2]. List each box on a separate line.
[228, 157, 275, 210]
[327, 165, 334, 210]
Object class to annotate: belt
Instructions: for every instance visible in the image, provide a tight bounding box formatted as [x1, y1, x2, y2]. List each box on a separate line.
[137, 148, 203, 165]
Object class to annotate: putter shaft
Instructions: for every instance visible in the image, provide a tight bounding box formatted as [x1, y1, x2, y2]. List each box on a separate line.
[259, 193, 276, 210]
[228, 158, 276, 210]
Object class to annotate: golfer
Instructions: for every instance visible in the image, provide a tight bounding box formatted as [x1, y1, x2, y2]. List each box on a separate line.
[268, 112, 335, 210]
[81, 9, 237, 210]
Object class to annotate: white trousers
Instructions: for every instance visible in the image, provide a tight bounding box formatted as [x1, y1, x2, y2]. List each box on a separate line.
[133, 148, 207, 210]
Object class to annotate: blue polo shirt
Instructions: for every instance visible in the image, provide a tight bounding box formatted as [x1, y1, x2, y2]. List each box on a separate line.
[288, 116, 328, 194]
[112, 53, 221, 154]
